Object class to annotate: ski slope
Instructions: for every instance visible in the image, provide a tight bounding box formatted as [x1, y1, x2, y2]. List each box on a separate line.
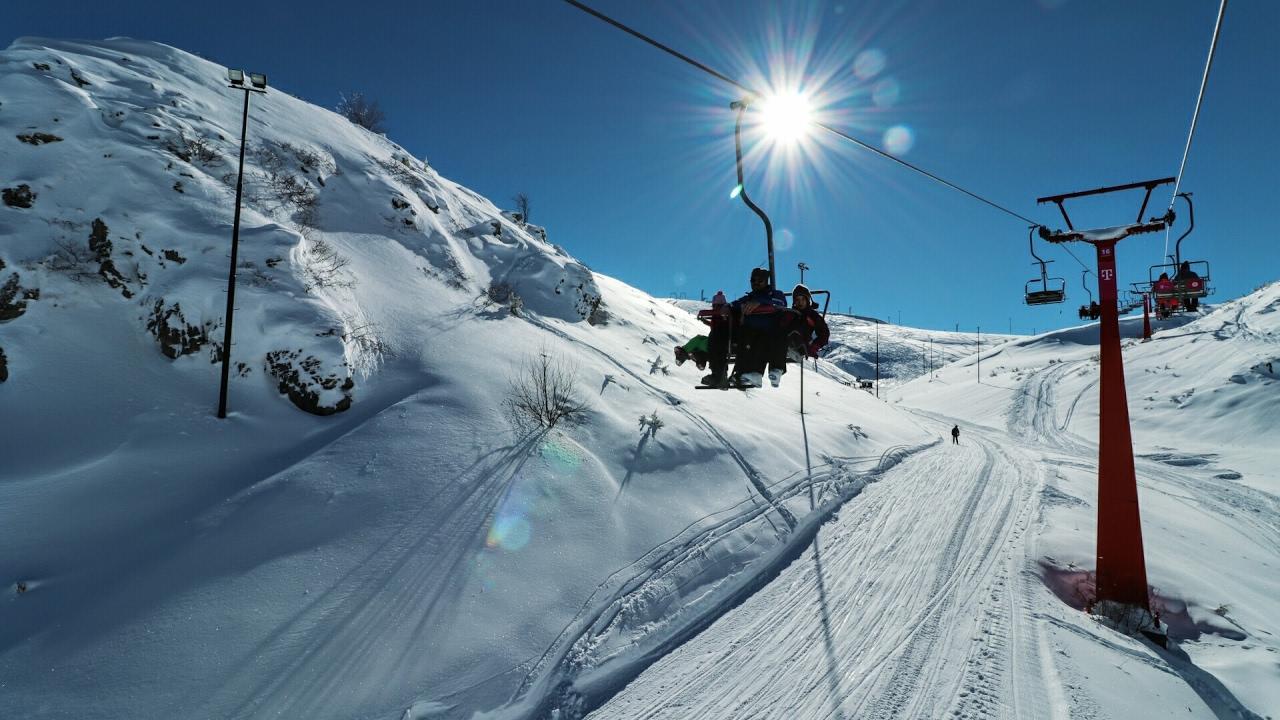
[580, 288, 1280, 720]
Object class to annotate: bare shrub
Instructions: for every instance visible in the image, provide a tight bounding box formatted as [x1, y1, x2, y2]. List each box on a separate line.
[44, 239, 98, 281]
[341, 316, 393, 359]
[251, 144, 320, 225]
[504, 349, 588, 431]
[479, 281, 523, 316]
[512, 192, 531, 225]
[1093, 600, 1162, 637]
[168, 131, 222, 166]
[301, 236, 354, 292]
[337, 92, 386, 133]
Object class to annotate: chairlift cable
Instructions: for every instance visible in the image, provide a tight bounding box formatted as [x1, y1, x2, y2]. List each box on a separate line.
[1169, 0, 1228, 209]
[559, 0, 1043, 228]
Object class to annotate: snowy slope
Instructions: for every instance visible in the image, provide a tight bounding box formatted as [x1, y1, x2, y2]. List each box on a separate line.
[584, 289, 1279, 720]
[0, 38, 933, 720]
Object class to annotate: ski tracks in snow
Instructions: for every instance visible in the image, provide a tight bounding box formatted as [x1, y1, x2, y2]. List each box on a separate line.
[585, 424, 1054, 720]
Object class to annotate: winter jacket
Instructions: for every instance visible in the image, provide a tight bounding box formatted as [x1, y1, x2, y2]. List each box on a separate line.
[795, 307, 830, 356]
[732, 288, 787, 330]
[680, 335, 710, 354]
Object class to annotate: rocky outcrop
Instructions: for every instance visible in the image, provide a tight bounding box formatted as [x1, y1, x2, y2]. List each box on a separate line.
[88, 218, 133, 298]
[2, 184, 36, 208]
[145, 299, 211, 359]
[0, 273, 38, 322]
[265, 349, 354, 416]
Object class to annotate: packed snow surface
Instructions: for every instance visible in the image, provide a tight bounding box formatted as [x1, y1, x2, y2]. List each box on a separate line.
[2, 38, 1277, 720]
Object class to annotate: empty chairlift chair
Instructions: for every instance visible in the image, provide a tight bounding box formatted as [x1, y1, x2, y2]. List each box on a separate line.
[1025, 226, 1066, 306]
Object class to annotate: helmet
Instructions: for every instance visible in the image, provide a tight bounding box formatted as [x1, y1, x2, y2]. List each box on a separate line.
[750, 267, 770, 282]
[791, 283, 811, 298]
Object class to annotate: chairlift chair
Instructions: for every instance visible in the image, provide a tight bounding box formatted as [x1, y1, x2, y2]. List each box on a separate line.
[1078, 270, 1100, 320]
[1146, 193, 1211, 312]
[695, 289, 831, 365]
[1024, 226, 1066, 306]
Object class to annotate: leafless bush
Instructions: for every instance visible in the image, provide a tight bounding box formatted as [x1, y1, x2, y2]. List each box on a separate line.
[374, 154, 425, 189]
[1093, 600, 1161, 637]
[169, 131, 222, 166]
[250, 144, 320, 225]
[301, 236, 355, 292]
[504, 349, 589, 432]
[512, 192, 531, 226]
[341, 317, 393, 359]
[480, 281, 523, 316]
[44, 239, 98, 281]
[337, 92, 386, 133]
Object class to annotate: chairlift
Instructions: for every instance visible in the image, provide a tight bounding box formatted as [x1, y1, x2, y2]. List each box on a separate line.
[1078, 270, 1100, 320]
[695, 288, 831, 366]
[1025, 226, 1066, 306]
[1147, 193, 1211, 313]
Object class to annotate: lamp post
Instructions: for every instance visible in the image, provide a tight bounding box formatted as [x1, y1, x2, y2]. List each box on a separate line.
[730, 97, 776, 291]
[797, 261, 809, 285]
[216, 68, 267, 419]
[874, 319, 880, 399]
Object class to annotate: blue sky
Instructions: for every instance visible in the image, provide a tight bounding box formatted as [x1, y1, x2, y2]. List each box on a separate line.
[7, 0, 1276, 333]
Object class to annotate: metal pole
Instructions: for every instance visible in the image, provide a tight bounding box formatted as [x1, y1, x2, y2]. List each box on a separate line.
[1146, 288, 1157, 338]
[731, 100, 775, 290]
[217, 88, 251, 419]
[874, 319, 880, 399]
[1093, 240, 1149, 607]
[976, 325, 981, 384]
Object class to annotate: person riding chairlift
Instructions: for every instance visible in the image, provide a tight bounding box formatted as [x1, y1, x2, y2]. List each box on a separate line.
[782, 284, 830, 363]
[1154, 272, 1177, 319]
[1175, 261, 1202, 310]
[702, 268, 786, 388]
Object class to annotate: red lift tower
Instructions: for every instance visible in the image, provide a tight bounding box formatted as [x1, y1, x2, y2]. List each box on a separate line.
[1037, 177, 1176, 610]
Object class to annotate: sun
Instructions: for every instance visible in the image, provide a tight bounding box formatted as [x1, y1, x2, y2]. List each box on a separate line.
[758, 91, 814, 144]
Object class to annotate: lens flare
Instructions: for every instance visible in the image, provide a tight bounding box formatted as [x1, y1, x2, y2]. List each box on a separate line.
[759, 91, 814, 144]
[853, 49, 886, 80]
[487, 515, 532, 551]
[872, 78, 901, 108]
[883, 125, 915, 155]
[777, 228, 796, 252]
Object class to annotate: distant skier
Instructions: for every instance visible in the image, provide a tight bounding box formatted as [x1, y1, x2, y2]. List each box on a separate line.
[951, 425, 960, 445]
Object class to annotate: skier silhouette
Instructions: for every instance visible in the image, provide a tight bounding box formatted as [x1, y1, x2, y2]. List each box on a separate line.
[951, 425, 960, 445]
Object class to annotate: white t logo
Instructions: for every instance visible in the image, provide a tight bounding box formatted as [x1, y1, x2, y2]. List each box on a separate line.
[1101, 269, 1115, 281]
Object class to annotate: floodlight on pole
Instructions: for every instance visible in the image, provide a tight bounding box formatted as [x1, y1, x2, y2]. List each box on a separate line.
[797, 261, 809, 284]
[216, 68, 268, 419]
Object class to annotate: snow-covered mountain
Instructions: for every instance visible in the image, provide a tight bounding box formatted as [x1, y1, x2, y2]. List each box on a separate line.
[0, 38, 929, 720]
[3, 37, 1277, 720]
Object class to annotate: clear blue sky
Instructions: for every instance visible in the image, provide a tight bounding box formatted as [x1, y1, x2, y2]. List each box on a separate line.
[8, 0, 1277, 333]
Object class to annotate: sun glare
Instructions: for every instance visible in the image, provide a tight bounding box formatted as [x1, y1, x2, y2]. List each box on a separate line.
[759, 91, 814, 144]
